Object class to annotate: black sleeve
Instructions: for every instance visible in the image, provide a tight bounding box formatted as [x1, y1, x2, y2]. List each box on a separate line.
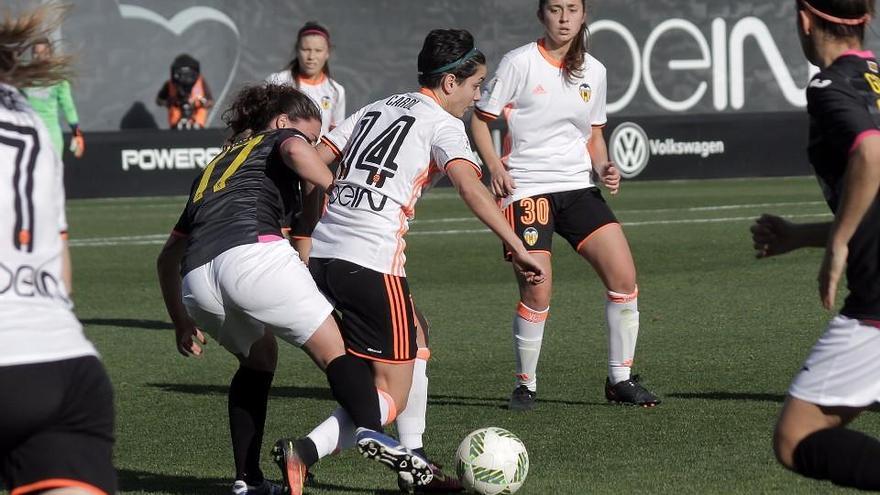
[808, 75, 878, 151]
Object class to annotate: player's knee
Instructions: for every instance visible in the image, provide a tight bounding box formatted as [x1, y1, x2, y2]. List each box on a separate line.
[773, 420, 801, 470]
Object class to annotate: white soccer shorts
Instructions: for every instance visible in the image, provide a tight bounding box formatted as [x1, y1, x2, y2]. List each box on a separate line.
[182, 240, 333, 356]
[789, 314, 880, 408]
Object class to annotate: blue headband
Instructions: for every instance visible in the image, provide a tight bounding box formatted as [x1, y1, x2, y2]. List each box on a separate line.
[421, 47, 480, 76]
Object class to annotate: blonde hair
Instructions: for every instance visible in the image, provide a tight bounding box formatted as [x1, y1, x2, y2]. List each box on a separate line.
[0, 4, 72, 88]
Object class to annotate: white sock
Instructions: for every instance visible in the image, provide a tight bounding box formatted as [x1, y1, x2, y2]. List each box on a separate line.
[606, 287, 639, 385]
[396, 350, 429, 450]
[513, 302, 547, 392]
[306, 389, 396, 459]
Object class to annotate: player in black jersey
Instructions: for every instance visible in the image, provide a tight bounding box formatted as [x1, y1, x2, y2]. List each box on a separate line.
[750, 0, 880, 489]
[157, 84, 420, 495]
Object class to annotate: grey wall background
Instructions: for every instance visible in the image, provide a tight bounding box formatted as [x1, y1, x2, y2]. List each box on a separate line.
[15, 0, 880, 131]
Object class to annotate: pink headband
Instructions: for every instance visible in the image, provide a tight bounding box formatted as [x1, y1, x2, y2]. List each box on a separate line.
[801, 0, 872, 26]
[299, 29, 329, 40]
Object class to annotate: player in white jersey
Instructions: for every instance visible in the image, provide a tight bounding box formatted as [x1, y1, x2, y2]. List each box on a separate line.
[266, 21, 346, 137]
[471, 0, 660, 410]
[273, 29, 545, 494]
[0, 5, 116, 495]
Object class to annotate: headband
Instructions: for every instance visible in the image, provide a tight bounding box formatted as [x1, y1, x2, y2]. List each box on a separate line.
[420, 47, 479, 76]
[801, 0, 872, 26]
[300, 28, 329, 40]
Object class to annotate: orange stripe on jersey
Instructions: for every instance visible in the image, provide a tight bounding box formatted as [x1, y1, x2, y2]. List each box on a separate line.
[320, 136, 342, 159]
[392, 163, 439, 275]
[517, 301, 549, 323]
[475, 107, 499, 122]
[444, 158, 483, 180]
[383, 275, 400, 359]
[537, 38, 564, 68]
[418, 87, 442, 105]
[12, 478, 107, 495]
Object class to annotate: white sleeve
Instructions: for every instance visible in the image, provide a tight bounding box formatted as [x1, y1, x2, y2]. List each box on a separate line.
[431, 119, 481, 177]
[475, 54, 524, 119]
[332, 82, 346, 128]
[322, 104, 366, 157]
[590, 72, 607, 127]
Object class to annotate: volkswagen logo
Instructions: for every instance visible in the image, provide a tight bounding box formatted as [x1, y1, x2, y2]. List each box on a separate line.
[609, 122, 650, 178]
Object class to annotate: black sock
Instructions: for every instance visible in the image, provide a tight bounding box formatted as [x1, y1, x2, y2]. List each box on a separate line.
[793, 427, 880, 490]
[295, 437, 320, 468]
[325, 354, 382, 431]
[228, 366, 274, 484]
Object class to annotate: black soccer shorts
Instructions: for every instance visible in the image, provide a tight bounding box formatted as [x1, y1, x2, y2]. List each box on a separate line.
[502, 187, 619, 257]
[310, 258, 417, 363]
[0, 356, 116, 495]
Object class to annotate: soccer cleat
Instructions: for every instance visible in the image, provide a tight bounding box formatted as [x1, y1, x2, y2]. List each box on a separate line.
[272, 438, 308, 495]
[397, 460, 464, 493]
[508, 384, 537, 411]
[605, 374, 661, 407]
[231, 479, 284, 495]
[356, 428, 433, 487]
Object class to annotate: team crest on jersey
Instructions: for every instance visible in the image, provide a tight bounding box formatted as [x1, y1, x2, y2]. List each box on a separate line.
[321, 96, 332, 110]
[523, 227, 539, 246]
[869, 60, 879, 73]
[579, 83, 592, 103]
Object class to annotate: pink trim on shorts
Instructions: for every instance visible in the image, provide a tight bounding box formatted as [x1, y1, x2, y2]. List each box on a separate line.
[849, 130, 880, 154]
[258, 234, 284, 243]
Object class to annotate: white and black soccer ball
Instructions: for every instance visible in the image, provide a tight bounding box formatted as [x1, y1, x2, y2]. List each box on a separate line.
[454, 427, 529, 494]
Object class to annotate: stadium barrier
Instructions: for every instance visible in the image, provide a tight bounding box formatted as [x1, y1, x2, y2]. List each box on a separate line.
[64, 112, 809, 199]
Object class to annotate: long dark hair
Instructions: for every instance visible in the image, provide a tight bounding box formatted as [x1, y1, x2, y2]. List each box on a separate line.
[222, 83, 320, 142]
[0, 4, 72, 88]
[286, 21, 332, 87]
[417, 29, 486, 88]
[538, 0, 589, 83]
[797, 0, 875, 41]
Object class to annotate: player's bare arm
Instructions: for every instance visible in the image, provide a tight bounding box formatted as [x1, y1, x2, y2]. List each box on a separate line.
[280, 136, 334, 191]
[587, 127, 619, 195]
[819, 134, 880, 309]
[751, 215, 831, 258]
[446, 159, 544, 285]
[156, 234, 207, 357]
[470, 112, 516, 198]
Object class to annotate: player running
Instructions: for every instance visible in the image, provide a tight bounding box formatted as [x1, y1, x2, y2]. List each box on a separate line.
[156, 84, 409, 495]
[0, 5, 115, 495]
[470, 0, 660, 410]
[750, 0, 880, 490]
[273, 28, 545, 494]
[267, 21, 345, 137]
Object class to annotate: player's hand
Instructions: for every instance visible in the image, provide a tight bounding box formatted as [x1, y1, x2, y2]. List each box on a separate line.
[598, 162, 621, 195]
[69, 126, 85, 159]
[818, 242, 847, 310]
[510, 249, 546, 285]
[489, 165, 516, 198]
[175, 317, 207, 357]
[750, 214, 798, 258]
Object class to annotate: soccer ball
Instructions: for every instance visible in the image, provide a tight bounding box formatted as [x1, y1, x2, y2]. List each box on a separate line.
[454, 427, 529, 494]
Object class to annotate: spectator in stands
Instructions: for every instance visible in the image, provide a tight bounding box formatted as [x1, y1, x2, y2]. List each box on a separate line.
[156, 54, 214, 130]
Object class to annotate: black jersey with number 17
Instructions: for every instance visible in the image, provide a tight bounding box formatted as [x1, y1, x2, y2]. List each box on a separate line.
[173, 128, 308, 275]
[806, 50, 880, 321]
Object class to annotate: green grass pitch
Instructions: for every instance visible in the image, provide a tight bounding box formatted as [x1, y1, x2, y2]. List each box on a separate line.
[38, 177, 880, 494]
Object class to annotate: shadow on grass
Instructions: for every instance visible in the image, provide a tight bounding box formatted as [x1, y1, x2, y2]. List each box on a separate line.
[148, 383, 334, 401]
[118, 468, 226, 494]
[427, 392, 607, 409]
[309, 480, 400, 494]
[82, 318, 173, 330]
[668, 392, 785, 403]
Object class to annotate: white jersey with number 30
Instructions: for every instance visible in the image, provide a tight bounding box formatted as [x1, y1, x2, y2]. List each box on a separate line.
[0, 83, 96, 366]
[312, 90, 481, 276]
[476, 40, 607, 207]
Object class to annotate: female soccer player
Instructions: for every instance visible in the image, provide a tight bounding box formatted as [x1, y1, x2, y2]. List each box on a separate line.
[750, 0, 880, 489]
[273, 28, 545, 494]
[156, 84, 412, 495]
[0, 5, 115, 495]
[470, 0, 660, 409]
[267, 21, 345, 136]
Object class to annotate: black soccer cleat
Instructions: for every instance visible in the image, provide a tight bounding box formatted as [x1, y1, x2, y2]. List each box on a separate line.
[508, 384, 537, 411]
[605, 374, 661, 407]
[356, 428, 433, 487]
[397, 460, 464, 493]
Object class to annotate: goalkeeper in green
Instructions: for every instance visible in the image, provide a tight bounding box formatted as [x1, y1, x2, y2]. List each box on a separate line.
[24, 38, 84, 159]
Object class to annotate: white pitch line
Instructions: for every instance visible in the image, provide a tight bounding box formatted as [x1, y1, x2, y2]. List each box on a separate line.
[69, 213, 832, 247]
